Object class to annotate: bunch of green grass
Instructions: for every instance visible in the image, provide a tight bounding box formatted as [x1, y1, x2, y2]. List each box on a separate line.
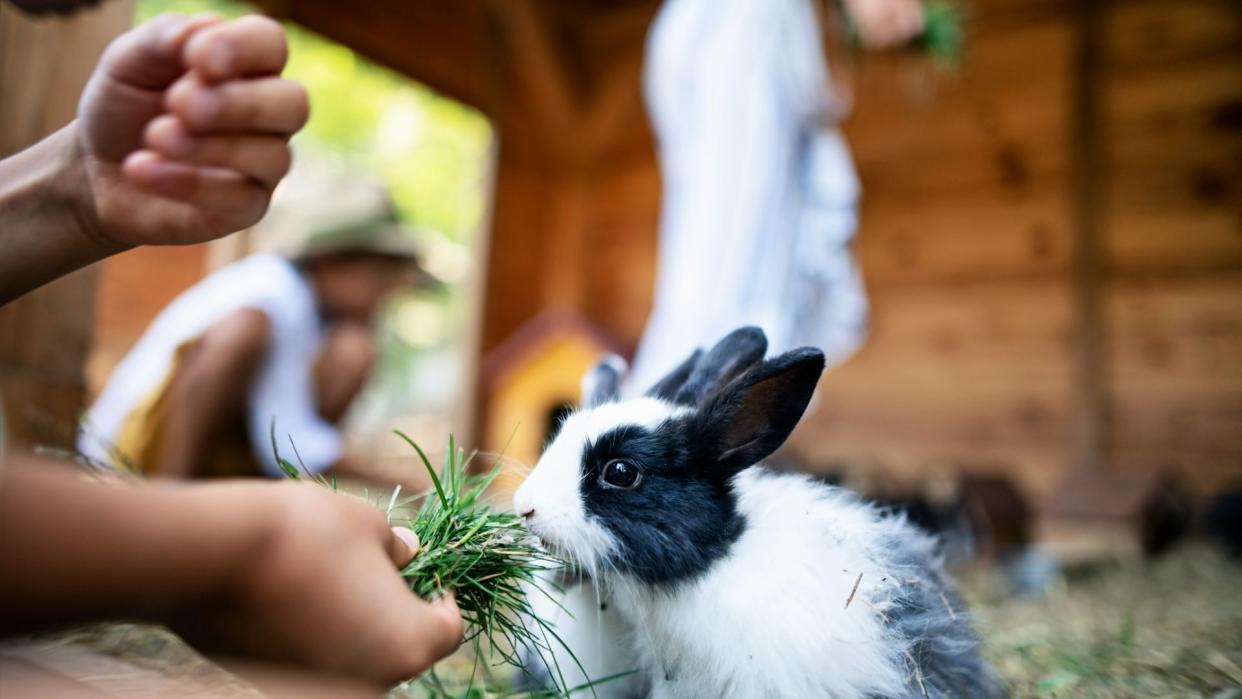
[918, 1, 965, 68]
[394, 433, 570, 686]
[273, 428, 619, 697]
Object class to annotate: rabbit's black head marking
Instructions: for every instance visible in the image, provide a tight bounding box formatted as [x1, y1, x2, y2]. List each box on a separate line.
[577, 419, 745, 584]
[515, 327, 826, 586]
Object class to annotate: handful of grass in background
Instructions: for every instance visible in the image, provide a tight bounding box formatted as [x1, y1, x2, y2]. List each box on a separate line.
[918, 0, 965, 67]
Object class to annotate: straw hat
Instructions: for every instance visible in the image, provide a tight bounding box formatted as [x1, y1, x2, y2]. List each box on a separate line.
[253, 169, 440, 288]
[287, 201, 424, 263]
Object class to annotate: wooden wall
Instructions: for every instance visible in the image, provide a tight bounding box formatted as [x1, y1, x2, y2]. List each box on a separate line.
[793, 6, 1081, 497]
[790, 0, 1241, 498]
[284, 0, 1238, 499]
[165, 0, 1242, 498]
[0, 1, 135, 449]
[1098, 0, 1242, 495]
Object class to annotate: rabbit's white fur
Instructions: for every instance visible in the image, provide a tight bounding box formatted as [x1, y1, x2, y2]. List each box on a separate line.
[620, 467, 927, 698]
[527, 466, 931, 698]
[519, 399, 957, 698]
[523, 581, 644, 697]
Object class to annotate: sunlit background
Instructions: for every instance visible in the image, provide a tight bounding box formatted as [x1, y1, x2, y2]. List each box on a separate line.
[1, 0, 1239, 694]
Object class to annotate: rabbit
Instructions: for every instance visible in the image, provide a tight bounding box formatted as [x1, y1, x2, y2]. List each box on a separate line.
[515, 327, 1005, 699]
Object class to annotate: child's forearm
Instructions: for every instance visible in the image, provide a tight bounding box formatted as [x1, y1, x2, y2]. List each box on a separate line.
[0, 453, 463, 682]
[0, 456, 269, 632]
[0, 124, 125, 306]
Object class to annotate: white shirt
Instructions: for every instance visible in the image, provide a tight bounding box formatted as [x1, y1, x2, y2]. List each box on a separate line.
[626, 0, 868, 393]
[79, 253, 342, 476]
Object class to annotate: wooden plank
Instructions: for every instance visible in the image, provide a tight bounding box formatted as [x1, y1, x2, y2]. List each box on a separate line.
[485, 159, 661, 353]
[791, 428, 1069, 499]
[1106, 275, 1242, 393]
[1103, 54, 1241, 272]
[263, 0, 491, 110]
[1105, 274, 1242, 495]
[827, 280, 1073, 389]
[1108, 394, 1242, 497]
[0, 2, 132, 150]
[1104, 209, 1242, 276]
[1070, 0, 1109, 476]
[847, 95, 1067, 186]
[845, 21, 1073, 201]
[845, 20, 1077, 290]
[964, 0, 1075, 33]
[790, 0, 1239, 500]
[849, 126, 1068, 201]
[791, 277, 1074, 498]
[480, 161, 552, 351]
[1104, 60, 1242, 181]
[1106, 0, 1242, 72]
[1096, 0, 1242, 495]
[856, 181, 1072, 284]
[580, 163, 660, 347]
[1105, 61, 1242, 154]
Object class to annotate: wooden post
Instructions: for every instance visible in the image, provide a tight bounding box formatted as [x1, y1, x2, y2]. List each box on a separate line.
[0, 1, 134, 449]
[1068, 0, 1108, 474]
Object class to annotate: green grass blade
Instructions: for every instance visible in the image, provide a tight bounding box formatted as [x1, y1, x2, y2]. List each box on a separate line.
[395, 429, 449, 508]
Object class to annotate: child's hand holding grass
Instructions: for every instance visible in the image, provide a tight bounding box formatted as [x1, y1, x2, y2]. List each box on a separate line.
[272, 432, 592, 694]
[172, 481, 465, 686]
[0, 460, 465, 689]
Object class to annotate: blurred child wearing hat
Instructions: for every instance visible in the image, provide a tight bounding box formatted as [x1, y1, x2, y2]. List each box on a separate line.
[79, 183, 433, 485]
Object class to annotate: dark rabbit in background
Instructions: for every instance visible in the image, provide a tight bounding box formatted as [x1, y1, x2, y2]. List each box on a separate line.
[516, 327, 1005, 698]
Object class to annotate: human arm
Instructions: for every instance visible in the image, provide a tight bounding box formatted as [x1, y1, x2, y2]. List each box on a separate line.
[155, 308, 273, 478]
[0, 457, 463, 685]
[0, 14, 307, 305]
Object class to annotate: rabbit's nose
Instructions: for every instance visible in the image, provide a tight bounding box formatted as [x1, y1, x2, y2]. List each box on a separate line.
[520, 508, 536, 520]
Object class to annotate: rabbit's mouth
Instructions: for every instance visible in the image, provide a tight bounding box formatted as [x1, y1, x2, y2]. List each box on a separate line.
[522, 519, 576, 559]
[521, 513, 617, 576]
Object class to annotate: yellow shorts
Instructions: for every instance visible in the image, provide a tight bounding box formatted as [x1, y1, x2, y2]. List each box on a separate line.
[112, 340, 262, 478]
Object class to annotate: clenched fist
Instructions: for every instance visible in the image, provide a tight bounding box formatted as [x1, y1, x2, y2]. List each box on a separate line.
[76, 13, 308, 247]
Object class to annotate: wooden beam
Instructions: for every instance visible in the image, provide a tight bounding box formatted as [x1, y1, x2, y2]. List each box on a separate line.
[1068, 0, 1109, 474]
[256, 0, 493, 111]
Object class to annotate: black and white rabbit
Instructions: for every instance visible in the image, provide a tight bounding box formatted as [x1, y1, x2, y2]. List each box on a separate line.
[516, 327, 1005, 698]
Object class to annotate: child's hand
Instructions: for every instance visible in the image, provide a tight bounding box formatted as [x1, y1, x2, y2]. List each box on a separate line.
[74, 13, 308, 248]
[175, 483, 464, 686]
[0, 459, 461, 687]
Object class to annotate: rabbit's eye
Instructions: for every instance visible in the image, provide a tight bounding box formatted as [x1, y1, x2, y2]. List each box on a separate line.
[600, 459, 642, 489]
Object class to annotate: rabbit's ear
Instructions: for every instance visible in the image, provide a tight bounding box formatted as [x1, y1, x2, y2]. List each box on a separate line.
[582, 354, 627, 408]
[695, 347, 825, 475]
[646, 348, 703, 401]
[675, 326, 768, 405]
